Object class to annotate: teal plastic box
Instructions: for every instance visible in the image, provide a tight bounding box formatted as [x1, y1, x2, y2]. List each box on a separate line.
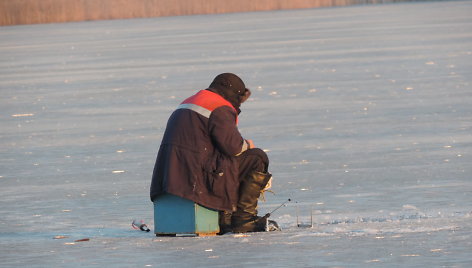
[153, 194, 219, 236]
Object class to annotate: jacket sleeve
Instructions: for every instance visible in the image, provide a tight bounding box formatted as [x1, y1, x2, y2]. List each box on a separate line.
[208, 106, 248, 156]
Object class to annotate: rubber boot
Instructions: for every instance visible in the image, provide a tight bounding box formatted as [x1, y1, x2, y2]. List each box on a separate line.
[218, 211, 232, 235]
[232, 171, 275, 233]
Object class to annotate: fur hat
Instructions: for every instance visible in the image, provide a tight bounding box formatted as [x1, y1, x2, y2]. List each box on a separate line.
[209, 73, 251, 113]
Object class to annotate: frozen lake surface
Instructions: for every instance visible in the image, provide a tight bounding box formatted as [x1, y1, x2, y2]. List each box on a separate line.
[1, 1, 471, 267]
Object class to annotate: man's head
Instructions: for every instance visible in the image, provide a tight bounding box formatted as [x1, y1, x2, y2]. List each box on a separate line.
[209, 73, 251, 112]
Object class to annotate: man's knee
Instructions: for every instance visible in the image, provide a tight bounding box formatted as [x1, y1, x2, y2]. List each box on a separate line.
[246, 148, 269, 172]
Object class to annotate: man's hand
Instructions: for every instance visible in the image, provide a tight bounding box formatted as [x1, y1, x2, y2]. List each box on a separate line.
[246, 139, 255, 149]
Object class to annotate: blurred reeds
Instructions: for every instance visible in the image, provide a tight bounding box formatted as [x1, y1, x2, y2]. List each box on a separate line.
[1, 0, 415, 26]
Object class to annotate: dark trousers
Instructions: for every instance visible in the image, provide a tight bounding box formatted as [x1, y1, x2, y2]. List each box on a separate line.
[218, 148, 270, 233]
[236, 148, 269, 181]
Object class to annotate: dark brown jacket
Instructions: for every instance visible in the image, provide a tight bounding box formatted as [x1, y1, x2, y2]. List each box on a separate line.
[150, 89, 249, 211]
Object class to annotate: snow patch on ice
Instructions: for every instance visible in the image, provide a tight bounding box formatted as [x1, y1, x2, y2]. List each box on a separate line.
[272, 207, 469, 237]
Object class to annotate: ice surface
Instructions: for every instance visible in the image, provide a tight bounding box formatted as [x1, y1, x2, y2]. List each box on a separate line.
[1, 1, 471, 267]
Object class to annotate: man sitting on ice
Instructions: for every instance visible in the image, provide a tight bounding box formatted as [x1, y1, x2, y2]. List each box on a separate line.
[150, 73, 277, 233]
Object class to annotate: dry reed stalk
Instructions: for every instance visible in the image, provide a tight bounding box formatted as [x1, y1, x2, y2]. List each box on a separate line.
[0, 0, 413, 26]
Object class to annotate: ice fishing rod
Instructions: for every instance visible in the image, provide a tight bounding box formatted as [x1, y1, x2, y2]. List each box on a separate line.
[263, 198, 292, 218]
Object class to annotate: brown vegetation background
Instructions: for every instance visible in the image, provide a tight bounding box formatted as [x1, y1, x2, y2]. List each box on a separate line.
[1, 0, 416, 26]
